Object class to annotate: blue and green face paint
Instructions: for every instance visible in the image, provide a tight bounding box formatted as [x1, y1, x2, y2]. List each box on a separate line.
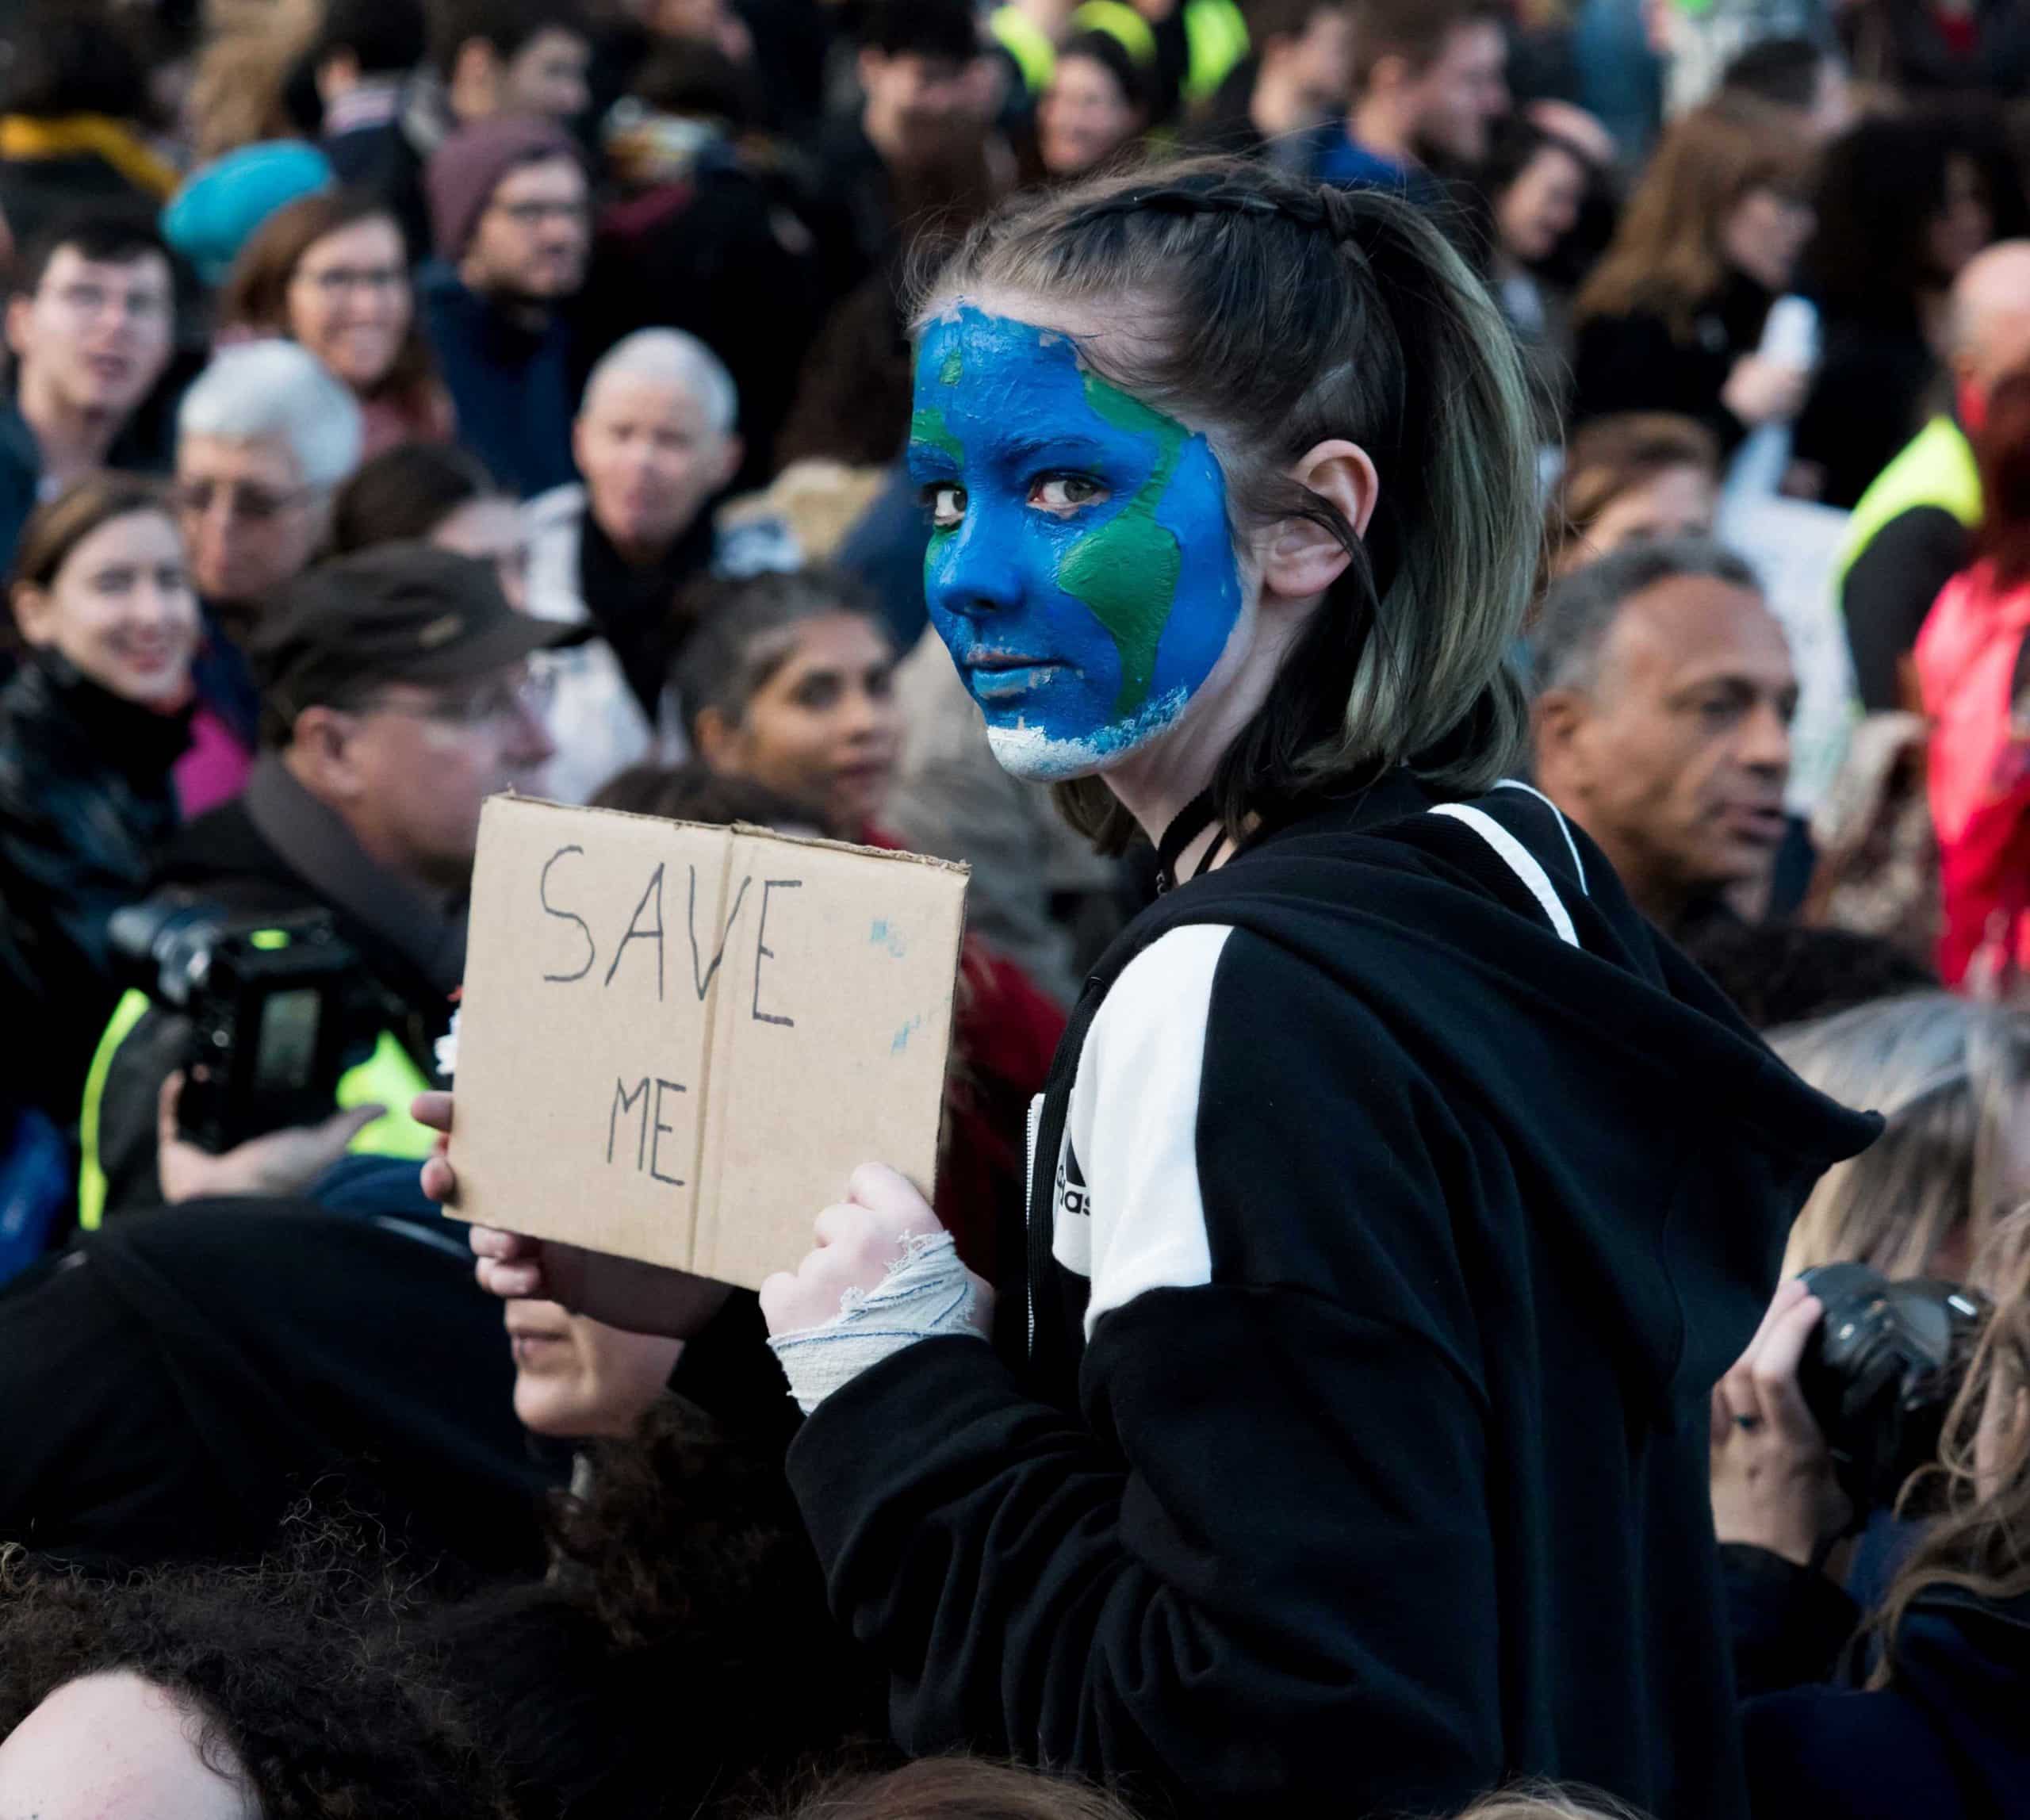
[907, 303, 1244, 780]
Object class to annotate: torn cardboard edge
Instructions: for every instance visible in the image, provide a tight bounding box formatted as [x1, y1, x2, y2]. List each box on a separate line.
[444, 793, 970, 1291]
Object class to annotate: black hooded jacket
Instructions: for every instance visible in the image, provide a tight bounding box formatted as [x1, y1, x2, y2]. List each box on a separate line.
[785, 773, 1879, 1820]
[0, 654, 188, 1121]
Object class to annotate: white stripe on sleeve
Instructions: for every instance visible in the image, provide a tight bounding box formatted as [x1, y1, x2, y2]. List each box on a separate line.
[1062, 923, 1229, 1337]
[1429, 803, 1580, 947]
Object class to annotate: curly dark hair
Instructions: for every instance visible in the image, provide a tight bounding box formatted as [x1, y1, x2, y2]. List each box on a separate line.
[433, 1394, 887, 1817]
[0, 1531, 513, 1819]
[772, 1758, 1147, 1820]
[1805, 109, 2029, 331]
[591, 762, 821, 833]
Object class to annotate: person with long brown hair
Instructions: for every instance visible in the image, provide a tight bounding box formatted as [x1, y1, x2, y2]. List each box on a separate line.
[1571, 98, 1817, 454]
[1711, 1213, 2030, 1820]
[220, 191, 455, 459]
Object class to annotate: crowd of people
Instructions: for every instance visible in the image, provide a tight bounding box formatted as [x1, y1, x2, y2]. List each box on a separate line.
[2, 0, 2030, 1814]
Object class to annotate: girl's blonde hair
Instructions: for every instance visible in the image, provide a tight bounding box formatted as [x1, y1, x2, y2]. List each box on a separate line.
[1869, 1209, 2030, 1685]
[914, 155, 1541, 853]
[1772, 993, 2030, 1282]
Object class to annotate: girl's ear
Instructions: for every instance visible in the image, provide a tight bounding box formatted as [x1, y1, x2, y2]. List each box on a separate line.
[10, 583, 52, 648]
[693, 704, 738, 772]
[1257, 439, 1380, 602]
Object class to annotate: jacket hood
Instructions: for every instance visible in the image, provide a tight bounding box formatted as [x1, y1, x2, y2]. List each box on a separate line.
[1148, 776, 1881, 1403]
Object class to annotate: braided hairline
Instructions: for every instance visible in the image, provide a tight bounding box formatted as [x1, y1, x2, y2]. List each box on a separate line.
[1063, 178, 1377, 272]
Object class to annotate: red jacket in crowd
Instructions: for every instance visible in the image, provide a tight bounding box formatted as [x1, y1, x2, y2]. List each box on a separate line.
[1917, 560, 2030, 986]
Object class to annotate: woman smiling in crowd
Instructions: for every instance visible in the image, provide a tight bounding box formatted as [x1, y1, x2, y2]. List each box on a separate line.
[222, 192, 456, 459]
[0, 477, 197, 1119]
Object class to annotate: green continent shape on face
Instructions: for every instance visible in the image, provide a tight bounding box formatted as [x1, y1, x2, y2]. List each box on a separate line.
[1056, 373, 1185, 718]
[909, 408, 967, 534]
[939, 345, 964, 387]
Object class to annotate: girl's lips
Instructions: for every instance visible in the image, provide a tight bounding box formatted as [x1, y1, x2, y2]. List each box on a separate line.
[509, 1333, 569, 1368]
[833, 757, 896, 798]
[966, 658, 1066, 700]
[112, 645, 182, 679]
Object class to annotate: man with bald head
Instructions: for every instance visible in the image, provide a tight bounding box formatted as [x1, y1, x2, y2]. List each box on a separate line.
[525, 327, 793, 801]
[1533, 537, 1798, 937]
[1840, 239, 2030, 711]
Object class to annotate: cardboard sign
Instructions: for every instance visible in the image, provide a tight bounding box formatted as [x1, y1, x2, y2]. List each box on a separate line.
[445, 795, 968, 1290]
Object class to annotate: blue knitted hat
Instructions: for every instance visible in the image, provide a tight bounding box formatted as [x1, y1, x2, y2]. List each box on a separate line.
[163, 141, 335, 286]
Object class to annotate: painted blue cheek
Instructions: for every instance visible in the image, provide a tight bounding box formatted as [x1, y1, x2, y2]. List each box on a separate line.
[1139, 443, 1244, 704]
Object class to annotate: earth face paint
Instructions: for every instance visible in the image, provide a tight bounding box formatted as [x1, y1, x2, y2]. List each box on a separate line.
[908, 303, 1244, 780]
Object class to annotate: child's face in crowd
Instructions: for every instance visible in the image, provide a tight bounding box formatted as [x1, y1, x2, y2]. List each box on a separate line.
[6, 247, 174, 425]
[507, 1299, 684, 1439]
[909, 300, 1247, 784]
[12, 510, 197, 709]
[698, 612, 901, 837]
[0, 1671, 258, 1820]
[573, 377, 740, 557]
[286, 215, 412, 394]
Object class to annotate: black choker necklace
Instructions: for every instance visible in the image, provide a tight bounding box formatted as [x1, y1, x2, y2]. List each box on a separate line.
[1154, 787, 1230, 892]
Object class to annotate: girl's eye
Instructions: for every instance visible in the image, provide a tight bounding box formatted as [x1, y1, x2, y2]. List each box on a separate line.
[1031, 474, 1108, 513]
[924, 483, 966, 530]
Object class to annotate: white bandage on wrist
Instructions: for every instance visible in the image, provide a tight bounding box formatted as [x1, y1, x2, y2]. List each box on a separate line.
[768, 1230, 986, 1414]
[434, 1006, 460, 1081]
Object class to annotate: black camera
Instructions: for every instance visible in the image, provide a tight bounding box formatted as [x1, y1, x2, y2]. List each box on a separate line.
[108, 892, 386, 1154]
[1796, 1261, 1990, 1519]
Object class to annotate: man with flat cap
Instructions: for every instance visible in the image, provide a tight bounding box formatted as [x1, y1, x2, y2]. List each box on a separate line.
[79, 543, 564, 1223]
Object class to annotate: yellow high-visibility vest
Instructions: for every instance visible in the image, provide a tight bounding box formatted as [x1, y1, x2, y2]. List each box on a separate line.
[78, 994, 436, 1231]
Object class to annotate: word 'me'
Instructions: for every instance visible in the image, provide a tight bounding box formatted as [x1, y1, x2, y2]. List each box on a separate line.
[538, 845, 802, 1189]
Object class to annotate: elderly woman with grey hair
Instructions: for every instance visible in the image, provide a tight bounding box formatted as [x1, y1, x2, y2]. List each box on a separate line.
[523, 327, 796, 803]
[173, 338, 366, 809]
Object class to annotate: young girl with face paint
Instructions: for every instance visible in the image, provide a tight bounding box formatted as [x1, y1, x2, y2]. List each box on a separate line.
[448, 159, 1878, 1818]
